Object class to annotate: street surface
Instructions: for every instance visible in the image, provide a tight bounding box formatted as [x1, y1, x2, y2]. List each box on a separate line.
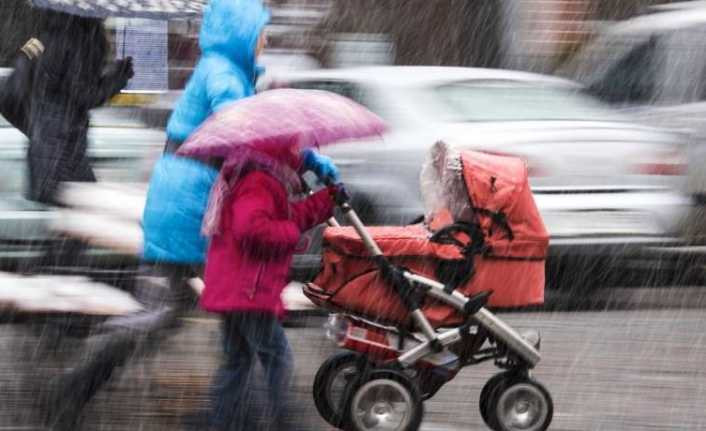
[2, 285, 706, 430]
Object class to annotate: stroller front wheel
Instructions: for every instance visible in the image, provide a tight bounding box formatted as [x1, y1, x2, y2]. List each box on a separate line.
[479, 371, 514, 430]
[486, 376, 553, 431]
[313, 352, 366, 427]
[345, 369, 423, 431]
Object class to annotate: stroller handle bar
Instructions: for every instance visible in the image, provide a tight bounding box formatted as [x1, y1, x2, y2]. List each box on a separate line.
[311, 177, 541, 367]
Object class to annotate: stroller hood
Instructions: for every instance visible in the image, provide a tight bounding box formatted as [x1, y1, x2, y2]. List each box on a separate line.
[420, 142, 549, 258]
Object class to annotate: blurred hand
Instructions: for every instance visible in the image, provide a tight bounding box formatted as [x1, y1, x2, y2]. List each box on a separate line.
[108, 57, 134, 91]
[301, 148, 340, 183]
[118, 56, 134, 83]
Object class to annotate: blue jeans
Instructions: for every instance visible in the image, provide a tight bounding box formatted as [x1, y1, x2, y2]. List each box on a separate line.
[210, 312, 293, 431]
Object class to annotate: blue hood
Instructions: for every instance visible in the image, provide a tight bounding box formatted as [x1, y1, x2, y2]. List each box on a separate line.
[199, 0, 270, 80]
[165, 0, 269, 143]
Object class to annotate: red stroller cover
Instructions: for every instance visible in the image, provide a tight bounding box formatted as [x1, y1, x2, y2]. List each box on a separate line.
[305, 145, 549, 328]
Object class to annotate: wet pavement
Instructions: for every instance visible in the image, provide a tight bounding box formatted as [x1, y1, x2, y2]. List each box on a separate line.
[2, 286, 706, 430]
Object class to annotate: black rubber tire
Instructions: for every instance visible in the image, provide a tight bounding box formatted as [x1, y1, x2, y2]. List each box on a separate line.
[313, 352, 364, 427]
[489, 377, 553, 431]
[344, 368, 424, 431]
[479, 371, 513, 430]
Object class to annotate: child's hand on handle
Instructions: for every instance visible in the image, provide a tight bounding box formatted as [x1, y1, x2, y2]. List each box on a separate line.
[327, 182, 349, 206]
[301, 148, 340, 184]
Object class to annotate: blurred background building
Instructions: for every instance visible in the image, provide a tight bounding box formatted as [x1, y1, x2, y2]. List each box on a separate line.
[0, 0, 688, 78]
[503, 0, 684, 72]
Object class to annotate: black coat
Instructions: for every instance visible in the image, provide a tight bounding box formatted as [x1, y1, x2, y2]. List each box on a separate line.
[26, 11, 132, 205]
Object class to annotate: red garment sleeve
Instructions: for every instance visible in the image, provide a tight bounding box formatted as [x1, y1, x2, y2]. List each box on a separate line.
[289, 187, 335, 233]
[230, 173, 301, 258]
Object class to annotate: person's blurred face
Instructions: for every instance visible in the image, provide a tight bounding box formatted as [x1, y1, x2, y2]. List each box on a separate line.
[255, 31, 267, 58]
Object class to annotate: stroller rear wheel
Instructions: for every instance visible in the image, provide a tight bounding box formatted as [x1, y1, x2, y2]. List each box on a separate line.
[313, 352, 365, 427]
[484, 375, 553, 431]
[345, 369, 423, 431]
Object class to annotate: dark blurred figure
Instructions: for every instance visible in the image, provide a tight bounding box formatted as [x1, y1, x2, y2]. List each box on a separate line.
[41, 0, 270, 428]
[11, 11, 135, 429]
[27, 10, 133, 205]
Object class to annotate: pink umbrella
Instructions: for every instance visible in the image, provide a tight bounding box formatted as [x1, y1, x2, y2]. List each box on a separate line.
[176, 88, 386, 160]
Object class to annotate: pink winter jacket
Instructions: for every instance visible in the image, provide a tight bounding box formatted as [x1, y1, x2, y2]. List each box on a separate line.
[200, 170, 334, 317]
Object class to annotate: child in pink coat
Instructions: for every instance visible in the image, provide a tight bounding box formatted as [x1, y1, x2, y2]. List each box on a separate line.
[202, 143, 338, 430]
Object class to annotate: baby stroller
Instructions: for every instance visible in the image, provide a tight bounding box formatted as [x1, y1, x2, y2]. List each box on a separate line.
[303, 142, 553, 431]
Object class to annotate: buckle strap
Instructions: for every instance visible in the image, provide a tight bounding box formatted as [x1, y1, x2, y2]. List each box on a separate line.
[473, 208, 514, 240]
[430, 222, 486, 251]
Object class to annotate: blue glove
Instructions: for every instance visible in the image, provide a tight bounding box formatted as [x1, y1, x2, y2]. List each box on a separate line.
[301, 148, 340, 183]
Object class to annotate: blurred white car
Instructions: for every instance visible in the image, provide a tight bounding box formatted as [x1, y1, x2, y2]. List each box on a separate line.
[557, 4, 706, 238]
[271, 66, 692, 262]
[0, 66, 692, 279]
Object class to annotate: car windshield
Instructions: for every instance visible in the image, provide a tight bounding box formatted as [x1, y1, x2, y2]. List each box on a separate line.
[432, 82, 617, 122]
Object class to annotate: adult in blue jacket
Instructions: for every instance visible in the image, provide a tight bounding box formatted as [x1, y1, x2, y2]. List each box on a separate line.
[144, 0, 271, 265]
[142, 0, 336, 273]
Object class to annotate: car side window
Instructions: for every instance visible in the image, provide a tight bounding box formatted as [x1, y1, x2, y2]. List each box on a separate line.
[588, 36, 658, 104]
[654, 27, 706, 105]
[287, 80, 369, 108]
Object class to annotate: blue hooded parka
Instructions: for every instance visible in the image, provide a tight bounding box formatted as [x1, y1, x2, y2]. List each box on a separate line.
[142, 0, 270, 264]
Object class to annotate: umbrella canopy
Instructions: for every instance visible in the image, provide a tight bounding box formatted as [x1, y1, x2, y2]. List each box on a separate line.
[176, 88, 386, 160]
[29, 0, 205, 19]
[177, 88, 386, 236]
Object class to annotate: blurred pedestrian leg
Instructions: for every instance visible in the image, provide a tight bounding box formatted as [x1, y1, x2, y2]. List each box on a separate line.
[42, 262, 200, 430]
[210, 312, 293, 431]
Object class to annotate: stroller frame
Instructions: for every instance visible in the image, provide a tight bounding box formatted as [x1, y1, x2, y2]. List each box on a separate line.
[333, 199, 541, 369]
